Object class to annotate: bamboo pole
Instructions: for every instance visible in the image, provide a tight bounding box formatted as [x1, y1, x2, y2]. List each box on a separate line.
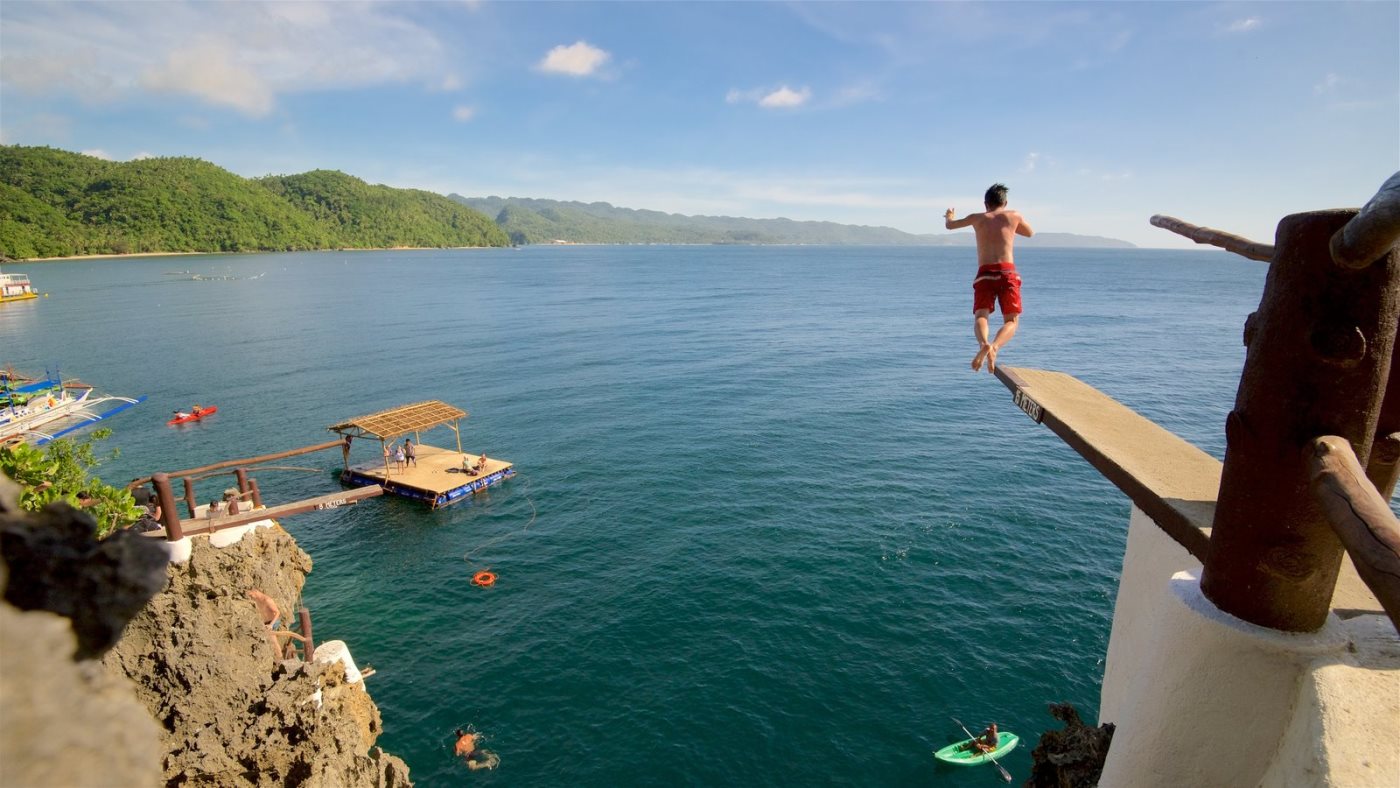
[1330, 171, 1400, 269]
[1308, 436, 1400, 632]
[1150, 215, 1275, 262]
[298, 607, 315, 660]
[130, 439, 348, 487]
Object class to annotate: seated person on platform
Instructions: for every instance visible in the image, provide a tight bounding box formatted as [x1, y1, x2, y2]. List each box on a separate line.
[462, 455, 477, 475]
[961, 722, 999, 753]
[454, 730, 498, 771]
[475, 453, 487, 472]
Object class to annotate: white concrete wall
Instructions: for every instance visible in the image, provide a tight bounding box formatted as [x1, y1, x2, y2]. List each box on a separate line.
[1097, 506, 1400, 788]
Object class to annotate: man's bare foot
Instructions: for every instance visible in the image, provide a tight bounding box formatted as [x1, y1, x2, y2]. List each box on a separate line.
[987, 345, 999, 373]
[971, 344, 991, 372]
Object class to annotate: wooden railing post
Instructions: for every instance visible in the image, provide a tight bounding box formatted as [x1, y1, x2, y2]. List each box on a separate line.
[298, 607, 315, 660]
[236, 468, 249, 496]
[152, 473, 184, 541]
[1201, 209, 1400, 632]
[248, 478, 264, 509]
[182, 477, 197, 519]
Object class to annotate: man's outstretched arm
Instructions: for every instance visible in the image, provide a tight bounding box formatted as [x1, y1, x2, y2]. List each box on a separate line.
[945, 209, 977, 230]
[1016, 216, 1034, 237]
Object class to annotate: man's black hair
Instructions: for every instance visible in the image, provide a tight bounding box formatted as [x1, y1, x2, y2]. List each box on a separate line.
[985, 183, 1009, 208]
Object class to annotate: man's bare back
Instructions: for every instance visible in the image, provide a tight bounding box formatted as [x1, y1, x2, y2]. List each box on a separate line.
[943, 184, 1034, 373]
[965, 209, 1032, 265]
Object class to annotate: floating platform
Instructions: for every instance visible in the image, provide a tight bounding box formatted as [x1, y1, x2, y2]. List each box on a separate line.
[328, 401, 514, 509]
[341, 443, 514, 508]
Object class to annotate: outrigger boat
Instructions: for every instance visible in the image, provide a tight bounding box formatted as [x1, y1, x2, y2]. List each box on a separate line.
[0, 267, 39, 303]
[328, 400, 514, 509]
[0, 370, 145, 445]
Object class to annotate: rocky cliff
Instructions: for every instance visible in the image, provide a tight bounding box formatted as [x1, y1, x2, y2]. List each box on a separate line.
[105, 525, 412, 787]
[0, 472, 413, 787]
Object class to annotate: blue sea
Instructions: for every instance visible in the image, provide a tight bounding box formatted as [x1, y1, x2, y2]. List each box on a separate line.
[1, 246, 1265, 785]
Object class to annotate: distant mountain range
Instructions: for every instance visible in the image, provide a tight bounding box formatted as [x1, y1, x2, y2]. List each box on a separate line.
[451, 195, 1135, 248]
[0, 145, 1132, 260]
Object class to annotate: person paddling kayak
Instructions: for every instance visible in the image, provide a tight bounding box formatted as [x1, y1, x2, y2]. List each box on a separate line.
[960, 722, 999, 754]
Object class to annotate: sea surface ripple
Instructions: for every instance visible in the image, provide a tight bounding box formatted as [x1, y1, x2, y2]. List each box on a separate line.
[1, 245, 1265, 785]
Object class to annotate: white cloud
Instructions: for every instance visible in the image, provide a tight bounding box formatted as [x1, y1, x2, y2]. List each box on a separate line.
[759, 85, 812, 109]
[729, 85, 812, 109]
[1021, 152, 1041, 173]
[452, 105, 476, 122]
[81, 149, 113, 160]
[1223, 17, 1260, 34]
[143, 39, 276, 116]
[439, 73, 464, 92]
[131, 151, 154, 161]
[536, 41, 611, 77]
[0, 2, 451, 115]
[1314, 73, 1341, 94]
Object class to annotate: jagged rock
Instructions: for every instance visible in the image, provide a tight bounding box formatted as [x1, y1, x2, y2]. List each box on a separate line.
[1026, 703, 1115, 788]
[0, 500, 169, 659]
[105, 525, 413, 786]
[0, 477, 164, 787]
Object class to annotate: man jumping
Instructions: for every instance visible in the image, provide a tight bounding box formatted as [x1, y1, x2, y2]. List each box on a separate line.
[944, 183, 1034, 373]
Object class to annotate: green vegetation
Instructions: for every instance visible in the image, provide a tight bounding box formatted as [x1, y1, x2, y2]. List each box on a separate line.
[0, 146, 509, 259]
[260, 170, 508, 250]
[454, 195, 1135, 248]
[0, 429, 143, 538]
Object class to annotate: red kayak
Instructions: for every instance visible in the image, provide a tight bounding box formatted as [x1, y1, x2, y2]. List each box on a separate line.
[168, 406, 217, 425]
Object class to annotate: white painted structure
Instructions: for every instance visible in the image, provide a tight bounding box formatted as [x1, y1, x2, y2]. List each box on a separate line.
[1098, 508, 1398, 787]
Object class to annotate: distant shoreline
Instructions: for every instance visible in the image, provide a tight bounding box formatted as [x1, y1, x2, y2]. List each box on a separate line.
[12, 246, 499, 264]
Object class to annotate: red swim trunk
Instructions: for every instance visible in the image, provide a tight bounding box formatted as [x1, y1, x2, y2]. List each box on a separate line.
[972, 262, 1022, 315]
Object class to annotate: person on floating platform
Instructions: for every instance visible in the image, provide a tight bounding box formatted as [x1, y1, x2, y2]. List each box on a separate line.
[383, 443, 392, 474]
[945, 183, 1034, 374]
[475, 453, 487, 472]
[404, 438, 417, 467]
[960, 722, 999, 754]
[454, 730, 499, 771]
[391, 442, 406, 472]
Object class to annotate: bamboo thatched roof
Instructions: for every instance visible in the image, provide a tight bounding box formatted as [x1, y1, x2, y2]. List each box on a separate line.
[327, 400, 467, 441]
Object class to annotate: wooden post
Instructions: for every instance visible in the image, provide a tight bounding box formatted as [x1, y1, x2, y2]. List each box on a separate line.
[298, 607, 315, 660]
[1309, 436, 1400, 631]
[153, 472, 184, 541]
[182, 477, 197, 519]
[248, 478, 264, 509]
[1201, 210, 1400, 632]
[453, 420, 463, 454]
[236, 468, 249, 495]
[341, 438, 351, 476]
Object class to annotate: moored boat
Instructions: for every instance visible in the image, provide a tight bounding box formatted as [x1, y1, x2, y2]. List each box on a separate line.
[0, 371, 145, 445]
[0, 267, 39, 303]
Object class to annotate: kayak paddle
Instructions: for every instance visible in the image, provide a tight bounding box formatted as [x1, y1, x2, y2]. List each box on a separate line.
[951, 716, 1012, 783]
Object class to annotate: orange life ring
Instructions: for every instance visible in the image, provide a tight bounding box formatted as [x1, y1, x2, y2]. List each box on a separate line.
[472, 570, 497, 587]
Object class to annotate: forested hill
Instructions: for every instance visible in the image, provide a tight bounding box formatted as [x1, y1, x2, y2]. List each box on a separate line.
[0, 146, 509, 259]
[452, 195, 1135, 248]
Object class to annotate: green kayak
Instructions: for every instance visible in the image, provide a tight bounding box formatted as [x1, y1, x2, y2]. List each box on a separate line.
[933, 731, 1019, 765]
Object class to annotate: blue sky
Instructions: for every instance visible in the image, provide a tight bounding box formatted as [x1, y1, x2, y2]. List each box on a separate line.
[1, 1, 1396, 247]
